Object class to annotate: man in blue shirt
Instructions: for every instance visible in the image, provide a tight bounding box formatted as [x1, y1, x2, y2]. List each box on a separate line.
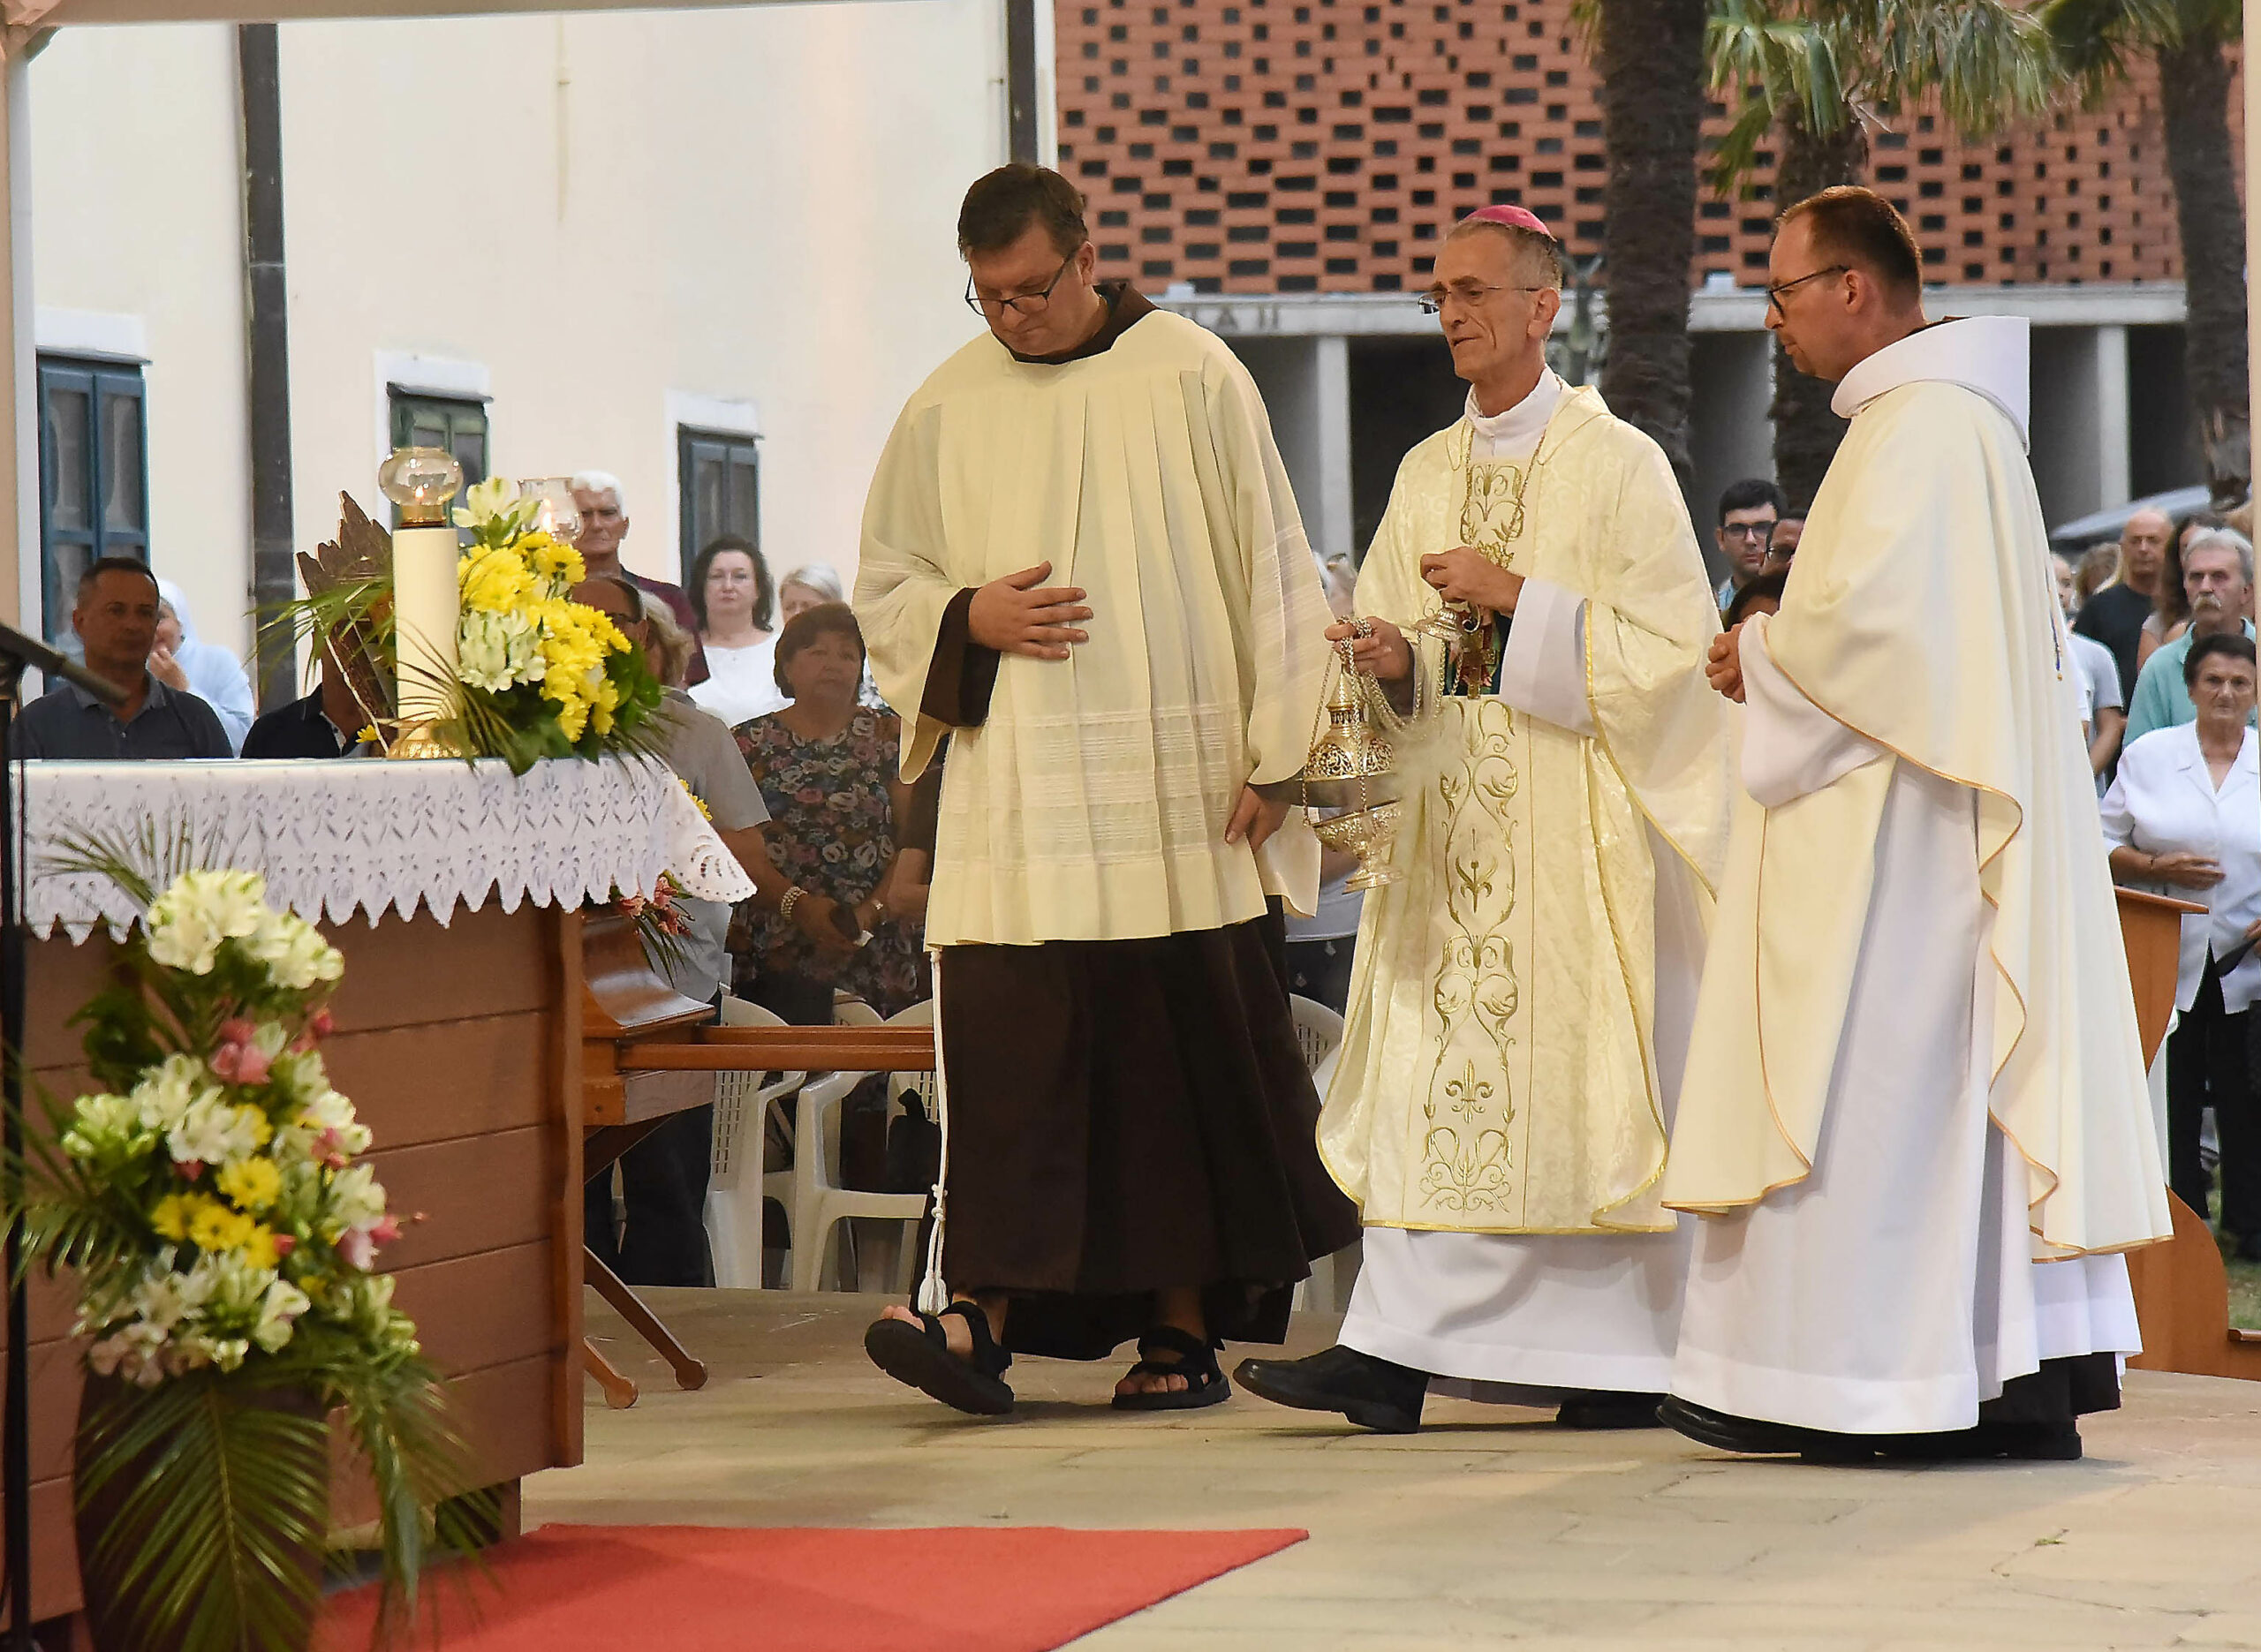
[2123, 529, 2258, 746]
[10, 557, 231, 759]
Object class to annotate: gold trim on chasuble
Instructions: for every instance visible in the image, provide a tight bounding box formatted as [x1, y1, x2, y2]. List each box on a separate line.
[1418, 442, 1539, 1218]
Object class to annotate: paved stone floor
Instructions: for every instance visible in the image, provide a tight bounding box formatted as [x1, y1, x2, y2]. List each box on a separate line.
[534, 1289, 2261, 1650]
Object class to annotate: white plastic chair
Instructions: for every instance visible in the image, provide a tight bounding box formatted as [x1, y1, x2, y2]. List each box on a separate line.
[1289, 994, 1362, 1314]
[702, 997, 808, 1289]
[1290, 993, 1345, 1095]
[776, 999, 934, 1293]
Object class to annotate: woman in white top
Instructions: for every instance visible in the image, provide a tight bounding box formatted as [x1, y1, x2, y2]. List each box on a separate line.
[152, 577, 256, 752]
[2101, 630, 2261, 1256]
[685, 535, 788, 729]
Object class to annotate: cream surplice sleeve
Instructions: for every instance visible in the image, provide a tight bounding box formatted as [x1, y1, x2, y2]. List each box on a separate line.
[854, 400, 962, 782]
[1201, 350, 1337, 788]
[1199, 349, 1335, 911]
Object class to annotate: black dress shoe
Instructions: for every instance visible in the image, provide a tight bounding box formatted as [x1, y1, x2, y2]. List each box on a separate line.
[1873, 1421, 2083, 1463]
[1555, 1391, 1669, 1430]
[1234, 1344, 1428, 1434]
[1656, 1396, 1873, 1461]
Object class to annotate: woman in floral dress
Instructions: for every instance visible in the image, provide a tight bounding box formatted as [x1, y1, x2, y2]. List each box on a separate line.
[730, 603, 923, 1019]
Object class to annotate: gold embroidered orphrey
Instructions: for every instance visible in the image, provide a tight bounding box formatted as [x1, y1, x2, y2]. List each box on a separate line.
[1417, 427, 1547, 1213]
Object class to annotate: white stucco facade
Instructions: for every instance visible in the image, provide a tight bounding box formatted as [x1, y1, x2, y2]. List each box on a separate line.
[20, 2, 1010, 663]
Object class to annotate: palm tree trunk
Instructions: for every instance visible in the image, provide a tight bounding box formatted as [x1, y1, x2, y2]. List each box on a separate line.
[1597, 0, 1706, 486]
[2156, 30, 2250, 503]
[1768, 108, 1867, 512]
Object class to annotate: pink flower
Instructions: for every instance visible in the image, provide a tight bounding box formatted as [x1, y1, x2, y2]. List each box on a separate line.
[211, 1022, 272, 1087]
[291, 1008, 337, 1055]
[338, 1213, 404, 1272]
[272, 1233, 297, 1256]
[175, 1159, 205, 1181]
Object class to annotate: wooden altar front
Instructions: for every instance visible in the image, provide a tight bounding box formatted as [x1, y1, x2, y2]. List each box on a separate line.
[6, 901, 587, 1626]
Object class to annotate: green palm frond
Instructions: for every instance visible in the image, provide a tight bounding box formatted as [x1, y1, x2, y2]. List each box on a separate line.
[1854, 0, 2059, 134]
[1705, 0, 2067, 194]
[76, 1371, 331, 1652]
[2038, 0, 2216, 101]
[34, 817, 217, 912]
[322, 1345, 496, 1640]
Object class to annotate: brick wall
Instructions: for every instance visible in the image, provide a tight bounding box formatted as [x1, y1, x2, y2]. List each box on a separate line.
[1054, 0, 2233, 295]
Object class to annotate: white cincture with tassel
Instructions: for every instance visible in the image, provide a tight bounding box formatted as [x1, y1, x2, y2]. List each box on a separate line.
[915, 947, 952, 1316]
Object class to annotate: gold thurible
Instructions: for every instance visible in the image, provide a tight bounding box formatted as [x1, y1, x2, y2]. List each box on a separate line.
[1298, 637, 1404, 891]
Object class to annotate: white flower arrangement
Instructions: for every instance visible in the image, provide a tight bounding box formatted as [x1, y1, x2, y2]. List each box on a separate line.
[34, 870, 410, 1388]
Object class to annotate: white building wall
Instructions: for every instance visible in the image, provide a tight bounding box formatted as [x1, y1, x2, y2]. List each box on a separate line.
[28, 23, 252, 655]
[279, 3, 1004, 617]
[24, 1, 1007, 668]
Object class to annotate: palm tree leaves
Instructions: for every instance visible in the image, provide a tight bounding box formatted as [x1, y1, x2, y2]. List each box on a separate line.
[76, 1370, 330, 1652]
[2038, 0, 2226, 101]
[1705, 0, 2064, 194]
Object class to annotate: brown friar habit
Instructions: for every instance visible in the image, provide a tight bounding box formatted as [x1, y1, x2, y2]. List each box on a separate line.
[894, 284, 1359, 1361]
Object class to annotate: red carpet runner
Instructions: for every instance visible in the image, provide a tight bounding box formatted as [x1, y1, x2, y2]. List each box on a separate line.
[321, 1524, 1307, 1650]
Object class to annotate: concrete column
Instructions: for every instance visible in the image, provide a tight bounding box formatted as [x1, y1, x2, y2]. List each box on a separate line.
[1230, 335, 1351, 564]
[2031, 324, 2135, 525]
[2094, 322, 2131, 510]
[1308, 333, 1352, 565]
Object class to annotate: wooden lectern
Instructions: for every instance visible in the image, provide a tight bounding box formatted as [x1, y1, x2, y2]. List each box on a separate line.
[2116, 887, 2261, 1381]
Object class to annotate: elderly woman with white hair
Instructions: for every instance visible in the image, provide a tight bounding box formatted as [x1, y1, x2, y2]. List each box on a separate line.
[777, 562, 844, 620]
[777, 562, 889, 708]
[152, 577, 256, 752]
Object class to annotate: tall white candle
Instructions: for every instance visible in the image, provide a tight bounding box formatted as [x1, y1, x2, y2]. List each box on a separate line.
[375, 447, 465, 755]
[391, 524, 460, 735]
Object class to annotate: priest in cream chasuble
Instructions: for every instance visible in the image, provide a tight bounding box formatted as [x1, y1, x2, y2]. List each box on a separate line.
[1659, 191, 2170, 1462]
[1238, 209, 1731, 1433]
[854, 165, 1358, 1419]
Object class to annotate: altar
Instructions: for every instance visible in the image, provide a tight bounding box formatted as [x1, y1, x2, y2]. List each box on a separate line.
[5, 752, 745, 1626]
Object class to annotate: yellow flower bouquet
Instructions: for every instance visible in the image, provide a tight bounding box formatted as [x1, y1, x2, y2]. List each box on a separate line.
[264, 477, 665, 773]
[441, 476, 666, 771]
[8, 851, 487, 1650]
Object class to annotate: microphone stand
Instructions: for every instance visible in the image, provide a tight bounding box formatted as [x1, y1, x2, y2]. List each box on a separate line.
[0, 622, 124, 1649]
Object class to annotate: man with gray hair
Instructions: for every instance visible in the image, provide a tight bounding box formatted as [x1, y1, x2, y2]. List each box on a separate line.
[570, 468, 707, 685]
[2123, 527, 2257, 744]
[1237, 205, 1731, 1435]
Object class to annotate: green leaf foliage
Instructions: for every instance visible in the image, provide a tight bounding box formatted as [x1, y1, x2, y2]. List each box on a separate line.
[1705, 0, 2064, 194]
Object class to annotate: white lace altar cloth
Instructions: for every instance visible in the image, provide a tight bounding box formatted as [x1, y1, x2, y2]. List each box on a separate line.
[25, 756, 755, 942]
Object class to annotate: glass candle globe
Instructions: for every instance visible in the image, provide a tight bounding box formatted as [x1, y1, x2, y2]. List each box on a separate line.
[378, 447, 465, 527]
[516, 478, 582, 545]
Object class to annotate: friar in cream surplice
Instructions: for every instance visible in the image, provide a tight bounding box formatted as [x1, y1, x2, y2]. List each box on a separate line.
[1236, 207, 1733, 1436]
[854, 164, 1360, 1419]
[1659, 188, 2174, 1465]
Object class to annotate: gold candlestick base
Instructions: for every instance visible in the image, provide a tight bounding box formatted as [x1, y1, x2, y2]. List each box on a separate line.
[385, 720, 462, 760]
